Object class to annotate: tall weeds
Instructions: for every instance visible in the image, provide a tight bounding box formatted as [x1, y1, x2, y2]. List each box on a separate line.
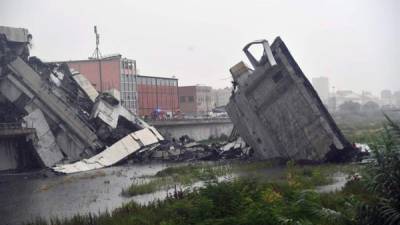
[357, 115, 400, 225]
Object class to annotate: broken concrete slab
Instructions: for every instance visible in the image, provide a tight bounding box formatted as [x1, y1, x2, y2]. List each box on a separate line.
[53, 127, 163, 174]
[70, 69, 99, 103]
[226, 38, 351, 161]
[23, 109, 64, 167]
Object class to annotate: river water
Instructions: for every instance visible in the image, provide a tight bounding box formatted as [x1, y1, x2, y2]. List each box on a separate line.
[0, 163, 173, 225]
[0, 163, 348, 225]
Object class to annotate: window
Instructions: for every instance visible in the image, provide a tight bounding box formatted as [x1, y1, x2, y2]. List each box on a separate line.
[180, 96, 186, 102]
[124, 83, 128, 91]
[188, 96, 194, 102]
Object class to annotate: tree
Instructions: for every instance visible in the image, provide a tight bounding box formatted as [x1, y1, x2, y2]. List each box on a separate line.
[339, 101, 361, 114]
[362, 101, 380, 112]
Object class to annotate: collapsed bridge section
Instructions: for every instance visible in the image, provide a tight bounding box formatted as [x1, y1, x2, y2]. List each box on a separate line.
[226, 38, 351, 161]
[0, 26, 164, 173]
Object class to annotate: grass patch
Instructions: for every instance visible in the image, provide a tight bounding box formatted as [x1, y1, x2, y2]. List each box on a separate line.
[121, 161, 361, 197]
[122, 163, 233, 197]
[25, 177, 362, 225]
[121, 177, 175, 196]
[287, 163, 361, 188]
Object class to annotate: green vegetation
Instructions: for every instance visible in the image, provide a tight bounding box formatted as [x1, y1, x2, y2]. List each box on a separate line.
[354, 116, 400, 225]
[122, 160, 359, 197]
[27, 172, 360, 225]
[336, 115, 385, 144]
[122, 163, 232, 196]
[121, 177, 174, 196]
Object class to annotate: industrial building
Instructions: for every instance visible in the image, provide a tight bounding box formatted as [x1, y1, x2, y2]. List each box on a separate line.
[64, 55, 138, 113]
[179, 85, 214, 117]
[136, 75, 179, 118]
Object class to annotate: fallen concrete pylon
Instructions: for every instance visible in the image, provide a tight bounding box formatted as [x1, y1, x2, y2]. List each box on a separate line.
[226, 38, 351, 161]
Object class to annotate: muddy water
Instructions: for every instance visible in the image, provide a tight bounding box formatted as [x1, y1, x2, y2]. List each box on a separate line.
[315, 172, 348, 193]
[0, 163, 348, 225]
[0, 163, 171, 225]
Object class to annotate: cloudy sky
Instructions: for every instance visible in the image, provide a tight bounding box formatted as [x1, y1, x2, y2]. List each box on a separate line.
[1, 0, 399, 95]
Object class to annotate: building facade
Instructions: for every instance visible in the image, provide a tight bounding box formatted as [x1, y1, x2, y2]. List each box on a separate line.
[136, 75, 179, 118]
[212, 87, 232, 107]
[65, 55, 138, 113]
[394, 91, 400, 107]
[380, 89, 393, 106]
[178, 85, 214, 117]
[312, 77, 329, 102]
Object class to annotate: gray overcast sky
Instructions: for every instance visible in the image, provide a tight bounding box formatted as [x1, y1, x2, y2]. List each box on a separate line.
[1, 0, 399, 95]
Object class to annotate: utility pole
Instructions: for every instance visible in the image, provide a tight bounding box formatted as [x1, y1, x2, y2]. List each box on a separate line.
[92, 25, 103, 92]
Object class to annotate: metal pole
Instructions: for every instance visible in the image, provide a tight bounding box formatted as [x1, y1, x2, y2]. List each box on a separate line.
[98, 57, 103, 92]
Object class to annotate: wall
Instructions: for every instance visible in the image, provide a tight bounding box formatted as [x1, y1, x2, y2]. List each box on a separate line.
[178, 86, 197, 116]
[67, 57, 121, 91]
[195, 86, 213, 115]
[137, 76, 179, 117]
[150, 119, 233, 141]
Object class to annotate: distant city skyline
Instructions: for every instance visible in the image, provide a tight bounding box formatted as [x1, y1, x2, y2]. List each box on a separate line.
[311, 76, 399, 97]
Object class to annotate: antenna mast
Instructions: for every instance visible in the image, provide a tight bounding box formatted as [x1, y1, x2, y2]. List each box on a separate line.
[91, 25, 103, 92]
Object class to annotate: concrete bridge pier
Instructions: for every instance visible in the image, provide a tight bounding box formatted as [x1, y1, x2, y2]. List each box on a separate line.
[0, 123, 40, 172]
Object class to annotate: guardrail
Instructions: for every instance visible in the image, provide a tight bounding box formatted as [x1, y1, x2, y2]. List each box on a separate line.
[0, 122, 36, 137]
[0, 122, 23, 129]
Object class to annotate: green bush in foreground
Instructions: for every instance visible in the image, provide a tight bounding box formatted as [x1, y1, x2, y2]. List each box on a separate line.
[355, 116, 400, 225]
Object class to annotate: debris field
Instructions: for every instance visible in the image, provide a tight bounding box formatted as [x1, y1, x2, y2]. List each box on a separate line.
[0, 26, 357, 174]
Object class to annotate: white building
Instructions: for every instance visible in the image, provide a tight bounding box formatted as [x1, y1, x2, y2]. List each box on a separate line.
[212, 87, 232, 108]
[312, 77, 329, 102]
[381, 90, 393, 106]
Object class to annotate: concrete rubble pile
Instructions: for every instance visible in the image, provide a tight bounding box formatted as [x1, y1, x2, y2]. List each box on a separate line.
[0, 26, 163, 173]
[226, 38, 354, 162]
[131, 136, 253, 162]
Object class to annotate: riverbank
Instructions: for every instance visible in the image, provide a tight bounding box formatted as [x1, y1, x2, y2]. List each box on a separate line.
[22, 161, 363, 225]
[7, 160, 359, 225]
